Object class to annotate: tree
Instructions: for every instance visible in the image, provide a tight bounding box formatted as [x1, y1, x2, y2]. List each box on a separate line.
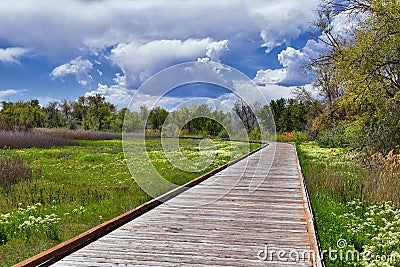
[148, 107, 169, 130]
[0, 100, 45, 130]
[269, 98, 310, 133]
[312, 0, 400, 152]
[85, 94, 116, 131]
[122, 108, 144, 132]
[232, 99, 258, 133]
[44, 101, 63, 128]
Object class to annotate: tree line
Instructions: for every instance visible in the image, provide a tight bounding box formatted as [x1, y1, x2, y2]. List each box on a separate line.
[0, 94, 311, 139]
[0, 95, 120, 132]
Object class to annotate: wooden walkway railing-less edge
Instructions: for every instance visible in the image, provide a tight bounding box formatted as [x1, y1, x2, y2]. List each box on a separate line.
[14, 144, 267, 267]
[295, 145, 324, 267]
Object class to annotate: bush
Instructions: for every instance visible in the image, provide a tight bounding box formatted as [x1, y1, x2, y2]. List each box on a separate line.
[0, 154, 39, 190]
[316, 124, 350, 148]
[217, 129, 230, 139]
[248, 129, 261, 141]
[276, 131, 309, 143]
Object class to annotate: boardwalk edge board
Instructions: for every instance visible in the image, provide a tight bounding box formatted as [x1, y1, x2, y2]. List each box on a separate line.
[295, 144, 325, 267]
[14, 143, 267, 267]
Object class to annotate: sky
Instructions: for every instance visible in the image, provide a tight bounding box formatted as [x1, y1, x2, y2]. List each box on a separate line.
[0, 0, 330, 110]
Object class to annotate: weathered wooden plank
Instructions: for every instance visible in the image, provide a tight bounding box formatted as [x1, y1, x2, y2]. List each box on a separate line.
[49, 142, 322, 267]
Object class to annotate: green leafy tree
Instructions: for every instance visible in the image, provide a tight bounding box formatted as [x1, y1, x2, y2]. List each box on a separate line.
[0, 100, 45, 130]
[44, 101, 63, 128]
[268, 98, 309, 133]
[313, 0, 400, 152]
[148, 107, 169, 130]
[85, 95, 116, 131]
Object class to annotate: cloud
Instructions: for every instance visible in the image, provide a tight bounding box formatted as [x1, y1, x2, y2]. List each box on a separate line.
[254, 47, 313, 86]
[110, 38, 229, 87]
[0, 0, 319, 61]
[0, 47, 29, 64]
[0, 88, 28, 100]
[50, 56, 93, 86]
[254, 0, 318, 52]
[35, 96, 60, 107]
[257, 84, 296, 101]
[85, 73, 134, 107]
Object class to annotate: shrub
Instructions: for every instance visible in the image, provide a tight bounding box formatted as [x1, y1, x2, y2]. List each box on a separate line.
[248, 129, 261, 141]
[0, 154, 39, 191]
[276, 131, 309, 143]
[217, 129, 230, 139]
[316, 124, 351, 148]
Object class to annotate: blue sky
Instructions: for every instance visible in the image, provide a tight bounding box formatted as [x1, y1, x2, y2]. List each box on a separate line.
[0, 0, 327, 109]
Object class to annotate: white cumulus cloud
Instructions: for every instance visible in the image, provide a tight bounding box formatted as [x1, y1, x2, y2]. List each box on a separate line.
[85, 73, 134, 107]
[0, 88, 28, 100]
[50, 56, 93, 86]
[254, 47, 313, 86]
[110, 38, 229, 87]
[0, 47, 29, 64]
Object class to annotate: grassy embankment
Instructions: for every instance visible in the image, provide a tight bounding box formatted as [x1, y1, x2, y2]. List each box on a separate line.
[0, 132, 261, 266]
[297, 141, 400, 267]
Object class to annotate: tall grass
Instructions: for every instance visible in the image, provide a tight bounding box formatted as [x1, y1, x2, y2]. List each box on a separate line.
[33, 128, 122, 140]
[298, 142, 400, 266]
[0, 131, 77, 149]
[0, 154, 39, 191]
[298, 142, 400, 204]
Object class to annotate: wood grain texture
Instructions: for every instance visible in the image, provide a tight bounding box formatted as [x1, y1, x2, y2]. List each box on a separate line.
[50, 142, 321, 267]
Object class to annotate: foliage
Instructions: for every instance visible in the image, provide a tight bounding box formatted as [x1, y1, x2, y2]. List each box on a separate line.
[276, 131, 309, 143]
[0, 95, 119, 132]
[0, 100, 45, 130]
[0, 94, 315, 141]
[248, 129, 261, 141]
[311, 0, 400, 153]
[316, 123, 351, 148]
[148, 107, 169, 130]
[269, 98, 310, 133]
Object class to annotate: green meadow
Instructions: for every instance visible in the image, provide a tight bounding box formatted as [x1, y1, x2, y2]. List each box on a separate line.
[0, 138, 261, 266]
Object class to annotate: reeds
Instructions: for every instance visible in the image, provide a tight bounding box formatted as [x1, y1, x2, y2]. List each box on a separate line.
[0, 131, 77, 149]
[33, 128, 122, 140]
[298, 143, 400, 205]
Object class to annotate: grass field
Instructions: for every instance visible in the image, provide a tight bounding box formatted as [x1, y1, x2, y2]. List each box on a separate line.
[298, 142, 400, 267]
[0, 138, 261, 266]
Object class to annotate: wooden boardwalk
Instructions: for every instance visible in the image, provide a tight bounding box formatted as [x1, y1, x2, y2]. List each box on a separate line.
[51, 142, 321, 267]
